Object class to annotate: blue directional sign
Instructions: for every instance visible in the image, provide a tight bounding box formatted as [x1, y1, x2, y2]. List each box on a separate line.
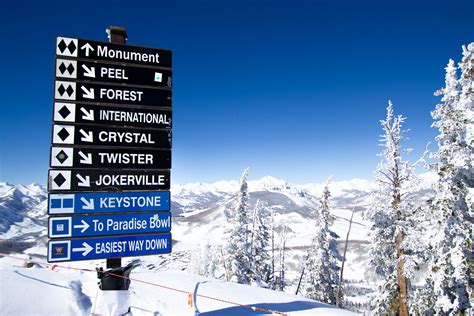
[48, 191, 170, 214]
[49, 212, 171, 238]
[48, 233, 171, 262]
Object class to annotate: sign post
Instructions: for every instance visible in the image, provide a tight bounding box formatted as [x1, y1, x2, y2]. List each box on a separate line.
[105, 26, 127, 269]
[47, 25, 173, 289]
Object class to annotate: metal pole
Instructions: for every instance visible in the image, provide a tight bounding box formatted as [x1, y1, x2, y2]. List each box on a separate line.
[105, 26, 127, 270]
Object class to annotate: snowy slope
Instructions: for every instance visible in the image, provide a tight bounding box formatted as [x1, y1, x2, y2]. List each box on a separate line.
[0, 256, 356, 315]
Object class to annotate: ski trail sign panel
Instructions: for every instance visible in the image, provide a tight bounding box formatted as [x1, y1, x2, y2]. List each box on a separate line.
[56, 37, 172, 68]
[48, 233, 172, 262]
[48, 33, 173, 263]
[56, 59, 172, 88]
[50, 147, 171, 169]
[49, 212, 171, 238]
[53, 103, 172, 129]
[48, 191, 171, 215]
[48, 169, 170, 192]
[54, 81, 171, 108]
[51, 124, 172, 148]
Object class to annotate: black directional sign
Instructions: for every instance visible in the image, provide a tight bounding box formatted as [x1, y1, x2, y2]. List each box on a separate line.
[56, 37, 172, 68]
[55, 59, 172, 88]
[48, 169, 170, 192]
[50, 147, 171, 169]
[54, 81, 171, 108]
[48, 33, 173, 263]
[53, 103, 172, 129]
[52, 124, 172, 149]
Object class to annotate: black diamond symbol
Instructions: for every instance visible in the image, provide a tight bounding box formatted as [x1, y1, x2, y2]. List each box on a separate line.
[59, 62, 67, 74]
[56, 150, 68, 164]
[67, 41, 76, 54]
[58, 84, 66, 96]
[58, 106, 71, 119]
[66, 85, 74, 96]
[67, 64, 75, 74]
[57, 128, 70, 141]
[58, 40, 67, 53]
[53, 173, 66, 187]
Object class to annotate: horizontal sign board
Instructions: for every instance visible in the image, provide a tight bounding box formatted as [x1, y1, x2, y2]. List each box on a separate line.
[54, 81, 171, 108]
[49, 212, 171, 238]
[48, 233, 172, 262]
[48, 169, 170, 192]
[56, 37, 172, 68]
[53, 102, 171, 129]
[51, 124, 171, 149]
[56, 59, 172, 88]
[50, 147, 171, 169]
[48, 191, 170, 214]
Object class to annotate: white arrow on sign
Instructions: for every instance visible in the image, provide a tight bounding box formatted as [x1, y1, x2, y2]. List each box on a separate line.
[80, 43, 94, 57]
[80, 197, 95, 210]
[72, 242, 93, 256]
[78, 151, 92, 164]
[76, 174, 90, 187]
[81, 64, 96, 78]
[81, 86, 95, 99]
[73, 220, 90, 233]
[80, 107, 94, 121]
[79, 129, 93, 142]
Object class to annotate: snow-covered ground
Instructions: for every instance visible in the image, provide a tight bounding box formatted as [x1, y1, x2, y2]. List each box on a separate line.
[0, 255, 356, 315]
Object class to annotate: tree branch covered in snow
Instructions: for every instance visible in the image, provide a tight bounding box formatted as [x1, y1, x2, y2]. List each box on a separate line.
[302, 178, 342, 304]
[422, 44, 473, 315]
[367, 101, 420, 315]
[224, 168, 254, 284]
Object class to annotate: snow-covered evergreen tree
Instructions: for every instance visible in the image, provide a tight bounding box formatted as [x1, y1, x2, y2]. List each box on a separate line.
[269, 207, 276, 288]
[249, 200, 271, 287]
[188, 243, 209, 276]
[275, 225, 289, 291]
[189, 243, 222, 278]
[225, 168, 254, 284]
[367, 101, 417, 315]
[303, 178, 341, 304]
[426, 44, 473, 315]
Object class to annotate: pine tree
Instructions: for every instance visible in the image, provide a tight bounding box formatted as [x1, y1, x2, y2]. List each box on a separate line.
[225, 168, 253, 284]
[189, 243, 221, 278]
[276, 225, 289, 291]
[303, 178, 341, 304]
[249, 200, 271, 287]
[367, 101, 417, 315]
[188, 243, 209, 276]
[269, 207, 276, 288]
[427, 45, 473, 315]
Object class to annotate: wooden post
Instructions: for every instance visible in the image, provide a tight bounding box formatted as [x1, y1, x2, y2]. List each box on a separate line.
[336, 204, 356, 307]
[105, 26, 127, 270]
[295, 253, 309, 295]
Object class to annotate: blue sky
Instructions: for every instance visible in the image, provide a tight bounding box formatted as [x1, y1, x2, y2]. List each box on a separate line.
[0, 0, 472, 185]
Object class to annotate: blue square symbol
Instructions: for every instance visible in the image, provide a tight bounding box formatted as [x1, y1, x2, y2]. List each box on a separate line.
[52, 219, 70, 236]
[63, 198, 73, 208]
[50, 199, 61, 208]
